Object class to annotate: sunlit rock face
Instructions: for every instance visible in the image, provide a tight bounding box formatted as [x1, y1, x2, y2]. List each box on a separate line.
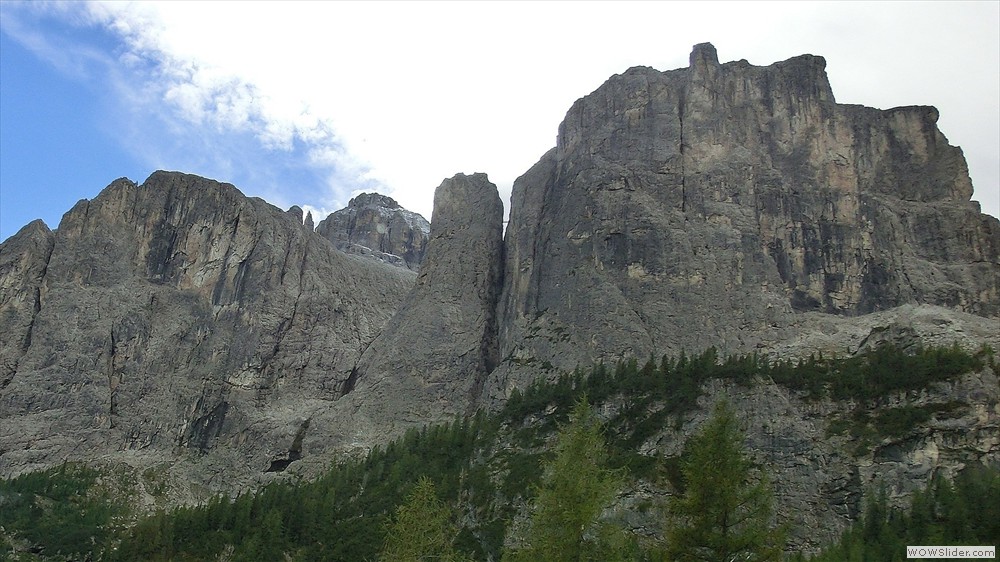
[485, 42, 999, 401]
[316, 192, 430, 271]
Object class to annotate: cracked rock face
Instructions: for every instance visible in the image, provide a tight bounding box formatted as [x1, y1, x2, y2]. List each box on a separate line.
[0, 220, 54, 391]
[343, 173, 504, 441]
[0, 171, 414, 483]
[485, 43, 999, 401]
[316, 192, 430, 271]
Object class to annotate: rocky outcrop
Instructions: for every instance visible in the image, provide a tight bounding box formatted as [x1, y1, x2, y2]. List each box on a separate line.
[0, 171, 414, 483]
[485, 43, 999, 401]
[0, 220, 54, 391]
[316, 192, 430, 270]
[645, 358, 1000, 551]
[343, 173, 504, 438]
[285, 205, 315, 231]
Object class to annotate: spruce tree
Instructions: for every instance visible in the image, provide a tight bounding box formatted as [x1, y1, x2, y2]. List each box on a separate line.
[504, 397, 629, 562]
[664, 399, 784, 561]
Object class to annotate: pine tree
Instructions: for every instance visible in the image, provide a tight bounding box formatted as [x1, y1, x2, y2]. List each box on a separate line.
[664, 400, 784, 562]
[380, 476, 464, 562]
[504, 397, 629, 562]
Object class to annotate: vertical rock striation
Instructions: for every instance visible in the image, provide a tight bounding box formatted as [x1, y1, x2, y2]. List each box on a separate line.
[0, 171, 414, 480]
[345, 173, 504, 436]
[486, 43, 999, 400]
[0, 220, 54, 390]
[1, 43, 998, 513]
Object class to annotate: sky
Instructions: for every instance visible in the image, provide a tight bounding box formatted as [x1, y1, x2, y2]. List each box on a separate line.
[1, 1, 998, 242]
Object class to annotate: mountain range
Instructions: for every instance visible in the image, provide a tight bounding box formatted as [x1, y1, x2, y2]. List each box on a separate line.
[1, 43, 997, 545]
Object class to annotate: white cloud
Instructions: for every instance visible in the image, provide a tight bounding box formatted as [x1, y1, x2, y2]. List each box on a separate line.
[6, 1, 999, 221]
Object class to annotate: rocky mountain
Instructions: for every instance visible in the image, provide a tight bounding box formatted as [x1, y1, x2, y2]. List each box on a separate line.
[0, 171, 414, 491]
[1, 44, 998, 538]
[481, 42, 998, 401]
[329, 42, 1000, 542]
[315, 192, 430, 270]
[345, 174, 504, 432]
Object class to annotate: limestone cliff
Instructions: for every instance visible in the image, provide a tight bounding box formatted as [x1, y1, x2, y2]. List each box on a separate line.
[0, 171, 414, 485]
[0, 220, 54, 391]
[627, 353, 1000, 551]
[342, 174, 504, 440]
[315, 192, 430, 270]
[485, 43, 999, 401]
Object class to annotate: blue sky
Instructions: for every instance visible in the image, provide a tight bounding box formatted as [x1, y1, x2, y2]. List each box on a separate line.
[2, 1, 998, 242]
[1, 17, 145, 236]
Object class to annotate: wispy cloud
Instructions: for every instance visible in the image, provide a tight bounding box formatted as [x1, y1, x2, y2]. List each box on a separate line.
[4, 1, 382, 217]
[2, 1, 997, 223]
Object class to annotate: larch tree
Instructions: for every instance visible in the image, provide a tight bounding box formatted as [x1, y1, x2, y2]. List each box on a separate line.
[503, 396, 630, 562]
[664, 399, 784, 562]
[380, 476, 464, 562]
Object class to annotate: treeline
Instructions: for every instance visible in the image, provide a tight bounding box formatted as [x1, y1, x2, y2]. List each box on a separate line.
[111, 413, 500, 561]
[801, 464, 1000, 561]
[505, 342, 990, 422]
[503, 343, 989, 478]
[0, 463, 128, 560]
[0, 342, 993, 560]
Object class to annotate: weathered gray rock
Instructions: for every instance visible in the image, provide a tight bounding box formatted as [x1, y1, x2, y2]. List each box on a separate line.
[316, 192, 430, 270]
[657, 361, 1000, 552]
[0, 220, 54, 390]
[485, 43, 999, 402]
[0, 171, 414, 485]
[343, 173, 504, 440]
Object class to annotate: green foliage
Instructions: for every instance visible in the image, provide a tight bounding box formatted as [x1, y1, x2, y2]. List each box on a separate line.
[381, 476, 466, 562]
[807, 464, 1000, 561]
[1, 343, 985, 561]
[111, 412, 500, 562]
[0, 463, 129, 560]
[826, 402, 968, 456]
[501, 342, 983, 482]
[663, 400, 785, 562]
[769, 343, 983, 402]
[503, 397, 630, 562]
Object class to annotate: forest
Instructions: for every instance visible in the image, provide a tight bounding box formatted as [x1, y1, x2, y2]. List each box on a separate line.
[1, 342, 997, 561]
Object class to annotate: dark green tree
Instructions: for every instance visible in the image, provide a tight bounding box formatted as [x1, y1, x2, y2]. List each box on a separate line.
[664, 400, 784, 561]
[504, 396, 630, 562]
[380, 476, 465, 562]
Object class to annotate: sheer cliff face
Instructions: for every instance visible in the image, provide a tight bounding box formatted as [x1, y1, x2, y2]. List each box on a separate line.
[315, 193, 430, 270]
[488, 44, 999, 399]
[0, 171, 414, 478]
[343, 174, 504, 439]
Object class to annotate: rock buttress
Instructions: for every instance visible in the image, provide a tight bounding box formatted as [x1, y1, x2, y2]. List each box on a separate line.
[346, 173, 504, 437]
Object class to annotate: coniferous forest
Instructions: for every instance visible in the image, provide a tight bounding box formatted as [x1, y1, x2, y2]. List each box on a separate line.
[1, 343, 997, 561]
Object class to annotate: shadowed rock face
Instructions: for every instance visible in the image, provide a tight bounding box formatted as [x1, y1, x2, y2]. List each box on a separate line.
[315, 193, 430, 270]
[485, 43, 999, 401]
[0, 171, 414, 482]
